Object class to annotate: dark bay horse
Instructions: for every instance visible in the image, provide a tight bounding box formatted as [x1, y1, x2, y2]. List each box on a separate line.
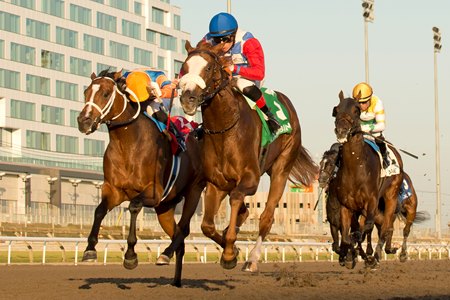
[77, 70, 205, 287]
[319, 147, 427, 263]
[332, 91, 404, 268]
[178, 41, 318, 272]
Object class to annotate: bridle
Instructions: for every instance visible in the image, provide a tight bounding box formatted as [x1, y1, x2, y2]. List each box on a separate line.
[181, 49, 231, 106]
[334, 111, 362, 143]
[82, 76, 141, 132]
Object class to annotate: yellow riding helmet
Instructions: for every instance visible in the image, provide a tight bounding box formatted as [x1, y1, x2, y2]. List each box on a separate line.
[125, 71, 151, 102]
[352, 82, 373, 102]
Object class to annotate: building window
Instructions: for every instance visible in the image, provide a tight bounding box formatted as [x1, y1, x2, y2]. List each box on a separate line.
[283, 203, 287, 208]
[26, 19, 50, 41]
[300, 203, 303, 209]
[70, 57, 92, 77]
[160, 34, 176, 51]
[56, 135, 78, 154]
[134, 1, 142, 15]
[157, 55, 166, 70]
[56, 80, 78, 101]
[56, 26, 78, 48]
[10, 99, 35, 121]
[11, 43, 35, 65]
[84, 138, 105, 157]
[97, 12, 116, 32]
[110, 0, 128, 11]
[0, 40, 4, 58]
[181, 39, 187, 55]
[152, 7, 164, 25]
[0, 12, 20, 33]
[70, 4, 91, 26]
[84, 34, 104, 54]
[70, 109, 80, 127]
[91, 0, 103, 3]
[26, 130, 50, 151]
[12, 0, 35, 9]
[122, 19, 141, 39]
[41, 50, 64, 71]
[146, 30, 156, 44]
[26, 74, 50, 96]
[0, 128, 13, 148]
[173, 14, 181, 30]
[174, 60, 183, 78]
[134, 47, 152, 66]
[110, 41, 129, 61]
[41, 105, 64, 125]
[0, 68, 20, 90]
[97, 63, 116, 74]
[41, 0, 64, 18]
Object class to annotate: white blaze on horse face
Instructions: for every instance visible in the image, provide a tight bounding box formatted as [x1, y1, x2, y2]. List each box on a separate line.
[84, 84, 100, 117]
[179, 56, 208, 92]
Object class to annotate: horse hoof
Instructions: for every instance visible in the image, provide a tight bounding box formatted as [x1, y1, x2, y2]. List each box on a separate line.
[82, 250, 97, 262]
[123, 257, 138, 270]
[385, 248, 398, 255]
[399, 253, 408, 262]
[156, 254, 170, 265]
[220, 255, 237, 270]
[242, 261, 258, 273]
[364, 256, 378, 269]
[345, 256, 356, 269]
[172, 280, 182, 288]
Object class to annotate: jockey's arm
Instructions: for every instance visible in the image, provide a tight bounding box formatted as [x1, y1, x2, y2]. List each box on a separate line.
[233, 38, 265, 81]
[361, 100, 386, 133]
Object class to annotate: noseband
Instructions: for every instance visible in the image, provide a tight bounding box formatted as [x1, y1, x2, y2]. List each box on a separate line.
[335, 113, 362, 142]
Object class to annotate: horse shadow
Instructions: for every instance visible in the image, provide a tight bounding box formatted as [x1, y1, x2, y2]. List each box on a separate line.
[74, 276, 238, 291]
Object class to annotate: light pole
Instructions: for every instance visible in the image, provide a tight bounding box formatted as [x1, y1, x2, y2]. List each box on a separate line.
[92, 181, 103, 205]
[69, 179, 81, 221]
[362, 0, 374, 83]
[227, 0, 231, 13]
[432, 26, 442, 239]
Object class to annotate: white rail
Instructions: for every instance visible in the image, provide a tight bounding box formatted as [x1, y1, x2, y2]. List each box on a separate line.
[0, 236, 448, 265]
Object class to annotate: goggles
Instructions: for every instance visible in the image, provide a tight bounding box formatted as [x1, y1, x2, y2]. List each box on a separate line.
[213, 35, 233, 44]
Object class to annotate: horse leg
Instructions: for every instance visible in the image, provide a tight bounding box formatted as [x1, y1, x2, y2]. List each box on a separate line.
[154, 204, 176, 265]
[330, 223, 341, 254]
[340, 206, 357, 269]
[82, 201, 108, 261]
[400, 200, 416, 262]
[242, 173, 286, 273]
[375, 193, 398, 263]
[201, 184, 228, 247]
[123, 199, 143, 270]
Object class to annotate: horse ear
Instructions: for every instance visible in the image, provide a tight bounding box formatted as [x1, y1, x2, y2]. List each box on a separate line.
[185, 40, 194, 53]
[91, 72, 97, 80]
[332, 106, 337, 117]
[338, 90, 344, 101]
[113, 70, 123, 81]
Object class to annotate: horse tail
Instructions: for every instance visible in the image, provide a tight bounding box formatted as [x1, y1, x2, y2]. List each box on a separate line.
[397, 210, 430, 224]
[289, 145, 319, 187]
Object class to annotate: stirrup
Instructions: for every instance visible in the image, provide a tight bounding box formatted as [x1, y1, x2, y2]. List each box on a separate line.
[267, 118, 281, 134]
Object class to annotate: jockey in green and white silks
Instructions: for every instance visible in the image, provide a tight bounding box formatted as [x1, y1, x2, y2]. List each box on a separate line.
[360, 95, 385, 138]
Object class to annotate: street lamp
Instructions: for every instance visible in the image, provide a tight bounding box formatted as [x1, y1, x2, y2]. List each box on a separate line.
[46, 177, 58, 201]
[361, 0, 375, 83]
[20, 173, 32, 213]
[432, 26, 442, 239]
[69, 179, 81, 221]
[92, 181, 103, 205]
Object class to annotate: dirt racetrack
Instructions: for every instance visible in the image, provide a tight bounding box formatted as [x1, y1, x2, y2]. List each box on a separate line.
[0, 259, 449, 300]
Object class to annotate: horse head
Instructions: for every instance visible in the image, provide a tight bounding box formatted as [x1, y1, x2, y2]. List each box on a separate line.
[332, 91, 361, 144]
[178, 41, 231, 115]
[77, 70, 129, 134]
[318, 143, 340, 188]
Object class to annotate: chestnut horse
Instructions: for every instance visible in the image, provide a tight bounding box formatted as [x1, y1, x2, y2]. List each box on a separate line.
[319, 147, 427, 263]
[332, 91, 404, 268]
[77, 70, 205, 287]
[178, 41, 318, 272]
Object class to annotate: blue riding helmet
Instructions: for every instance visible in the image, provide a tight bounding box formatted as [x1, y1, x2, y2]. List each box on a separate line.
[209, 12, 238, 37]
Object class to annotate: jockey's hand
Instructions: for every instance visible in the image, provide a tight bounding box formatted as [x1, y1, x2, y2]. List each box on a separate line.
[224, 64, 234, 78]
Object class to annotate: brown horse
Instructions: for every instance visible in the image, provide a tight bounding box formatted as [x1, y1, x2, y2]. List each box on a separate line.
[77, 70, 205, 287]
[332, 91, 404, 268]
[319, 147, 428, 263]
[178, 41, 318, 272]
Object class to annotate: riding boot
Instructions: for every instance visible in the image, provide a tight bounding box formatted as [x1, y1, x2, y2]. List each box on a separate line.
[261, 105, 281, 134]
[377, 141, 389, 168]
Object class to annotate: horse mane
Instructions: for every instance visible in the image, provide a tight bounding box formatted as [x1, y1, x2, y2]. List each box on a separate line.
[193, 41, 233, 68]
[97, 68, 117, 79]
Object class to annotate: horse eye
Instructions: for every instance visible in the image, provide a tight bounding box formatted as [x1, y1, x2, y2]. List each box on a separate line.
[103, 92, 109, 98]
[206, 65, 212, 72]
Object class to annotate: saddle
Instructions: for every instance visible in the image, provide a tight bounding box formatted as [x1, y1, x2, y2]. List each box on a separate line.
[364, 138, 400, 177]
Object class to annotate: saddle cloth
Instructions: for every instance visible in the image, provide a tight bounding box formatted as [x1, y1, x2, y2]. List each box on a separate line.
[364, 138, 400, 177]
[244, 87, 293, 147]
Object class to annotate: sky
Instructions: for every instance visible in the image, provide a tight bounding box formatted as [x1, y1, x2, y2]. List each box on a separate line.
[170, 0, 450, 231]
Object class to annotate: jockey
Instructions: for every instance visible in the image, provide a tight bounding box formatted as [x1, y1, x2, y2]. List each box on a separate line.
[120, 68, 186, 153]
[202, 12, 280, 134]
[352, 82, 388, 166]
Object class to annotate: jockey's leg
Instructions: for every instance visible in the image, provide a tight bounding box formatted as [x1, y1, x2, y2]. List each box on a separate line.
[236, 78, 281, 134]
[375, 136, 388, 167]
[151, 108, 186, 153]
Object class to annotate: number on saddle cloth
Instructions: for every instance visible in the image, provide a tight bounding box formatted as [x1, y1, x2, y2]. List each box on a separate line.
[243, 87, 293, 147]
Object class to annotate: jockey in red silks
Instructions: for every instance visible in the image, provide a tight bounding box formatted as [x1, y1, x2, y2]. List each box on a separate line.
[202, 12, 280, 134]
